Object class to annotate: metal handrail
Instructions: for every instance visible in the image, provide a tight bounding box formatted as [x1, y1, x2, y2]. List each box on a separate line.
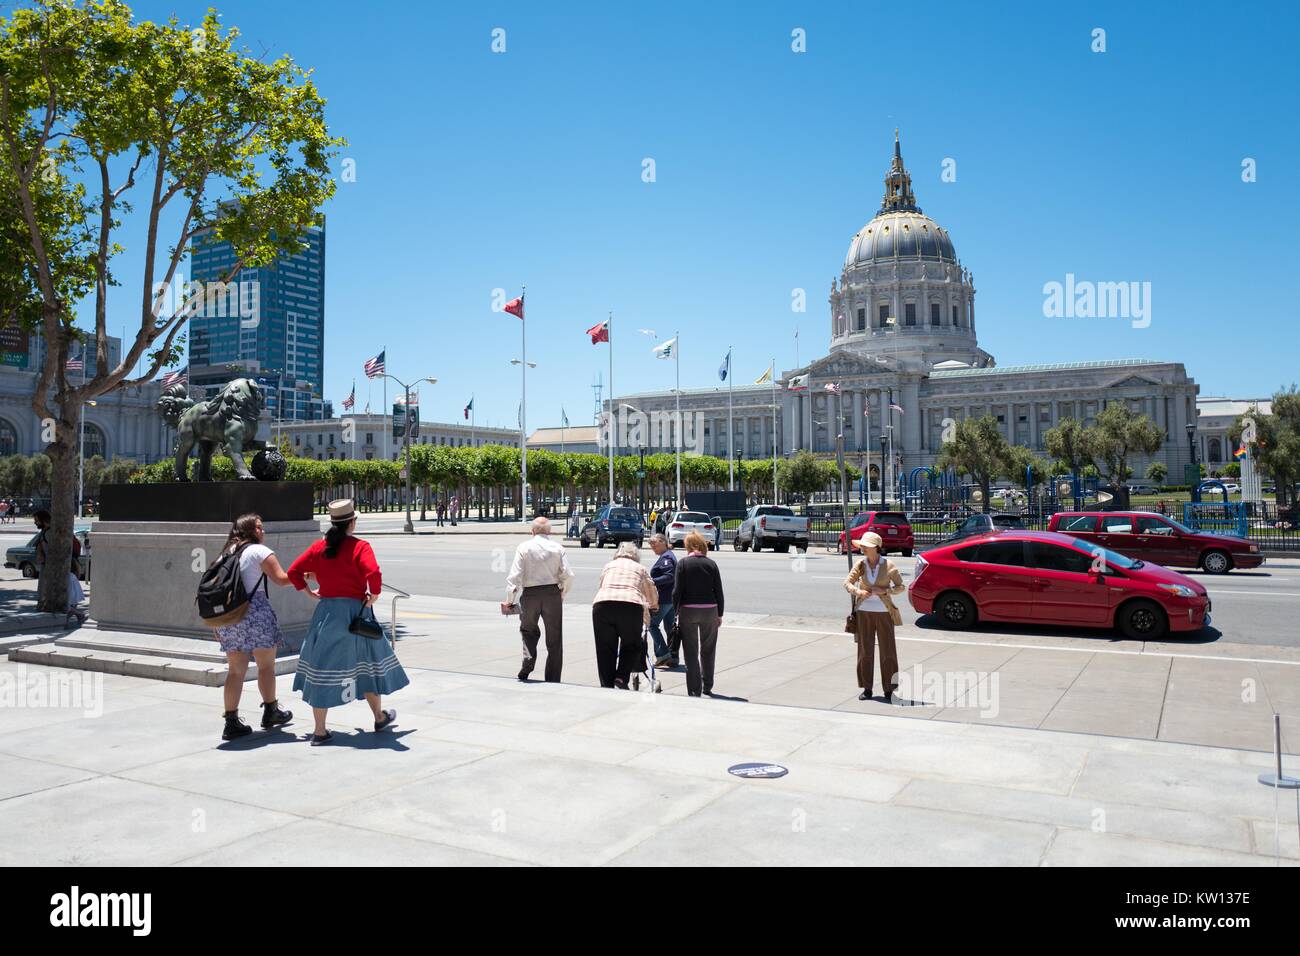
[381, 582, 410, 642]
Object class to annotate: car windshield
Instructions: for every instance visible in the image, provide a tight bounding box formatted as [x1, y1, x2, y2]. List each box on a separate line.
[1162, 516, 1195, 534]
[872, 513, 908, 525]
[1064, 536, 1141, 570]
[757, 507, 794, 517]
[610, 509, 640, 521]
[676, 512, 711, 523]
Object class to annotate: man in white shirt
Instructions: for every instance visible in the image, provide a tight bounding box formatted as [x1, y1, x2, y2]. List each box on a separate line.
[503, 516, 576, 682]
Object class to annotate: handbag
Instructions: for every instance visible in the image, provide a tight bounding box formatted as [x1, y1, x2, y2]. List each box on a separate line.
[845, 559, 859, 634]
[349, 606, 385, 640]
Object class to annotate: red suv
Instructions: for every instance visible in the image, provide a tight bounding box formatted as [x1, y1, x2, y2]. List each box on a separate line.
[837, 511, 914, 556]
[1046, 512, 1263, 574]
[908, 530, 1210, 640]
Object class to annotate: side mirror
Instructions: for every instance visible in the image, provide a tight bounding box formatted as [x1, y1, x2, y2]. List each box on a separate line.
[1093, 571, 1107, 584]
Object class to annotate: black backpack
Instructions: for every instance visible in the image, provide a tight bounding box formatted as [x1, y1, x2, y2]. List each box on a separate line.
[196, 543, 267, 628]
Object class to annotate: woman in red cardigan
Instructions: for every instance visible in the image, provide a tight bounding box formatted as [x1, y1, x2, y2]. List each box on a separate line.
[287, 499, 409, 745]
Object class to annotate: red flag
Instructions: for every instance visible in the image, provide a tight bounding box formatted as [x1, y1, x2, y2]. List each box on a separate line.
[586, 320, 609, 344]
[503, 295, 524, 320]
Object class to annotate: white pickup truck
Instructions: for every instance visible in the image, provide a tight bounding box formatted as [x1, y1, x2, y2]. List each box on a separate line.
[734, 505, 811, 553]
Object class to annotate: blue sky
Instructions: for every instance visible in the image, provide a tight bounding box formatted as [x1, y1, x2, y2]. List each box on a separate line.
[92, 0, 1299, 430]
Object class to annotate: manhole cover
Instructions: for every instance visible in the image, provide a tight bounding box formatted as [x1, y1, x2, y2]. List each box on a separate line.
[727, 762, 788, 779]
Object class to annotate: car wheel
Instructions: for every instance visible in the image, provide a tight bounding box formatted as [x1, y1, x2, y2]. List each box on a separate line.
[902, 548, 914, 557]
[20, 562, 36, 579]
[1200, 550, 1232, 575]
[935, 591, 977, 630]
[752, 537, 762, 553]
[733, 534, 743, 552]
[580, 536, 589, 548]
[1118, 599, 1168, 640]
[637, 537, 644, 548]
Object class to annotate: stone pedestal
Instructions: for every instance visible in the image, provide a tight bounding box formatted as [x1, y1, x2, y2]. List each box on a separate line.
[88, 482, 321, 644]
[88, 519, 322, 643]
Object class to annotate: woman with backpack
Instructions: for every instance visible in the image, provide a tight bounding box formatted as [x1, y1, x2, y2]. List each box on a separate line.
[287, 498, 409, 745]
[210, 513, 296, 741]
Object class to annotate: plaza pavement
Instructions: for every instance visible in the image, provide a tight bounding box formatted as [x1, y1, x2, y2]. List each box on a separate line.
[3, 590, 1299, 866]
[1, 653, 1297, 866]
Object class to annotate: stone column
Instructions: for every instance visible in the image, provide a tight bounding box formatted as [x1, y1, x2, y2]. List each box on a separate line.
[902, 380, 921, 461]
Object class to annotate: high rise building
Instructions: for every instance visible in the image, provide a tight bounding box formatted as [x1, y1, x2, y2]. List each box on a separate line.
[188, 220, 327, 421]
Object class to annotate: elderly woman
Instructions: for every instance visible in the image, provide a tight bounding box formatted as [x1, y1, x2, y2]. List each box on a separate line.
[842, 531, 906, 702]
[673, 530, 725, 697]
[288, 499, 410, 745]
[591, 541, 658, 689]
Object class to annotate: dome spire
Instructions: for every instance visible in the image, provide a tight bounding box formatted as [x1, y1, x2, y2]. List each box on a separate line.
[880, 129, 920, 214]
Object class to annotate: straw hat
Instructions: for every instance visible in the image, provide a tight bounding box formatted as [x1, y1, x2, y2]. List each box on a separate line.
[854, 531, 884, 551]
[328, 498, 356, 522]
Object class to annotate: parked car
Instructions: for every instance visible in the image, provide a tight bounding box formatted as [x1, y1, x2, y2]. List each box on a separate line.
[943, 512, 1025, 544]
[1126, 483, 1160, 496]
[1046, 511, 1263, 574]
[4, 526, 93, 581]
[578, 506, 645, 548]
[734, 505, 811, 553]
[908, 530, 1210, 640]
[836, 511, 914, 556]
[663, 510, 720, 549]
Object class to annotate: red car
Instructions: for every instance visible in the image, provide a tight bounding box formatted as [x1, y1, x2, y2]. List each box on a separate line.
[1046, 511, 1263, 574]
[908, 530, 1210, 640]
[837, 511, 914, 556]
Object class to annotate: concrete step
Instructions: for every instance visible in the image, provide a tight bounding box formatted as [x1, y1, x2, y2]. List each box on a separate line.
[10, 627, 299, 687]
[0, 611, 66, 636]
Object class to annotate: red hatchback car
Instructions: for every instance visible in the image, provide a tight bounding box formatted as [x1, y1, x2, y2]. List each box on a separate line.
[908, 531, 1210, 640]
[1047, 511, 1263, 574]
[837, 511, 914, 556]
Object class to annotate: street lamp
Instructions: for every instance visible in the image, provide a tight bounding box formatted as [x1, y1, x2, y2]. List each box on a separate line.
[379, 373, 436, 534]
[78, 400, 97, 517]
[879, 435, 888, 508]
[512, 359, 538, 519]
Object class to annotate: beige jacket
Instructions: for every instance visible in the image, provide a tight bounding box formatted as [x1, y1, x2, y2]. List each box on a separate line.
[843, 556, 906, 624]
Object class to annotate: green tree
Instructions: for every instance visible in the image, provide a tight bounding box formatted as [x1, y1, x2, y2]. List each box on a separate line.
[1091, 403, 1165, 487]
[1044, 417, 1097, 476]
[1146, 461, 1168, 483]
[1231, 387, 1300, 507]
[1, 0, 341, 610]
[937, 416, 1012, 513]
[778, 450, 826, 503]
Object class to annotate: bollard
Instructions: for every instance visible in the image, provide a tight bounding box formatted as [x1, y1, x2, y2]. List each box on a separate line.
[1256, 713, 1299, 864]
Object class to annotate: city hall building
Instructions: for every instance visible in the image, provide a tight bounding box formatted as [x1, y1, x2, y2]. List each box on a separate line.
[612, 134, 1202, 486]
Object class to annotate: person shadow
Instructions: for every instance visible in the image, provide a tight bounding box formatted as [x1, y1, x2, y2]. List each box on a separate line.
[216, 727, 415, 752]
[704, 691, 749, 703]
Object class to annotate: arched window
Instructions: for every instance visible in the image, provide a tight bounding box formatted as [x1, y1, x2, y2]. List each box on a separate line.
[1208, 438, 1222, 463]
[0, 417, 18, 456]
[81, 423, 106, 460]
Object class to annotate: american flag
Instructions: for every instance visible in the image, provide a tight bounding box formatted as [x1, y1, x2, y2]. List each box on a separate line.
[364, 351, 385, 378]
[823, 382, 840, 393]
[65, 357, 83, 372]
[889, 402, 905, 415]
[342, 384, 355, 410]
[160, 367, 187, 388]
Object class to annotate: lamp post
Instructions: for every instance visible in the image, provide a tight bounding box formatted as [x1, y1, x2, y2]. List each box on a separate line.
[511, 358, 537, 518]
[1186, 422, 1197, 467]
[638, 445, 646, 516]
[78, 400, 97, 518]
[380, 373, 437, 534]
[879, 435, 888, 509]
[836, 389, 852, 570]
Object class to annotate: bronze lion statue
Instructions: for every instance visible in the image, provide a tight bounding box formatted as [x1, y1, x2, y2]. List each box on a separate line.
[157, 377, 265, 481]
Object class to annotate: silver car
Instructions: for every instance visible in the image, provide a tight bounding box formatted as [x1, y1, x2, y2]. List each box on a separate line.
[663, 511, 720, 549]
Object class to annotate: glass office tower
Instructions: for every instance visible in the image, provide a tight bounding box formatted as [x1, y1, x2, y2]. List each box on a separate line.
[188, 220, 326, 421]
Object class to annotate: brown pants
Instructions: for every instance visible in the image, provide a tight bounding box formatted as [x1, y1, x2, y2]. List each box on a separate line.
[854, 610, 899, 692]
[520, 584, 563, 682]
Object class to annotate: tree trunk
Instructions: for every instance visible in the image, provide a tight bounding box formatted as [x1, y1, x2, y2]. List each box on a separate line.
[38, 415, 79, 613]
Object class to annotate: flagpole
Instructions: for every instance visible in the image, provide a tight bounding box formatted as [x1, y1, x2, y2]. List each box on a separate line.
[771, 358, 778, 504]
[471, 394, 475, 449]
[520, 285, 528, 521]
[607, 310, 614, 504]
[674, 329, 682, 507]
[727, 346, 734, 491]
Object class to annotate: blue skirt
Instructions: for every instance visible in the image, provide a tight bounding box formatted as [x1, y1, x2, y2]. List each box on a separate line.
[292, 597, 409, 708]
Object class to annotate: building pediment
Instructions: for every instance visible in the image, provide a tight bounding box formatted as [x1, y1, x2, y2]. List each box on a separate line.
[1106, 374, 1163, 389]
[800, 350, 894, 381]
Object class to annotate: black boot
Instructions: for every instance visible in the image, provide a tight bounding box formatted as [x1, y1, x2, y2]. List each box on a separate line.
[260, 700, 293, 729]
[858, 689, 872, 701]
[222, 711, 252, 740]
